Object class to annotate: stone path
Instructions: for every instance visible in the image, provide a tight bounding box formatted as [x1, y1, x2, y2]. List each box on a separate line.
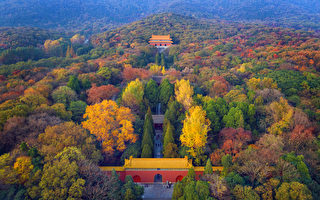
[154, 130, 163, 158]
[142, 183, 174, 200]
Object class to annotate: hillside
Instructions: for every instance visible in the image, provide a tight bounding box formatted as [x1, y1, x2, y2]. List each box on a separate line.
[0, 13, 319, 199]
[0, 0, 320, 32]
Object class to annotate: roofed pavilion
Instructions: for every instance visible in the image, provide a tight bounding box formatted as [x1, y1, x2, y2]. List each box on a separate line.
[149, 35, 173, 48]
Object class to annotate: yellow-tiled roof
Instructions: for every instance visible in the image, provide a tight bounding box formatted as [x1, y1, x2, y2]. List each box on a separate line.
[150, 35, 172, 40]
[124, 156, 193, 169]
[99, 156, 224, 171]
[99, 166, 125, 171]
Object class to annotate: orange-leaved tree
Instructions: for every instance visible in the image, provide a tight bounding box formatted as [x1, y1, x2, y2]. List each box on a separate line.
[82, 100, 137, 156]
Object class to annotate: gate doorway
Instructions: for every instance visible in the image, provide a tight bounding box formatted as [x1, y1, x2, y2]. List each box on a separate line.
[154, 174, 162, 182]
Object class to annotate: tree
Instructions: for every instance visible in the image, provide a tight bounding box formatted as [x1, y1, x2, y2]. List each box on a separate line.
[121, 79, 144, 113]
[225, 172, 245, 188]
[175, 79, 194, 111]
[13, 156, 33, 184]
[196, 181, 210, 200]
[141, 108, 154, 158]
[51, 86, 77, 106]
[180, 106, 210, 164]
[69, 100, 87, 122]
[67, 75, 81, 93]
[144, 79, 159, 111]
[172, 181, 184, 200]
[141, 144, 152, 158]
[275, 182, 312, 200]
[164, 99, 184, 139]
[159, 79, 174, 112]
[163, 143, 179, 158]
[183, 168, 196, 184]
[39, 154, 85, 200]
[282, 152, 312, 184]
[221, 154, 233, 169]
[233, 185, 260, 200]
[155, 53, 160, 65]
[254, 178, 280, 200]
[122, 175, 144, 200]
[288, 125, 315, 152]
[122, 65, 151, 82]
[267, 97, 293, 135]
[161, 53, 166, 67]
[201, 173, 230, 199]
[163, 121, 175, 149]
[219, 128, 252, 156]
[78, 160, 122, 200]
[38, 121, 101, 162]
[82, 100, 137, 156]
[20, 88, 47, 110]
[222, 107, 244, 129]
[204, 159, 213, 175]
[183, 181, 199, 200]
[86, 84, 120, 104]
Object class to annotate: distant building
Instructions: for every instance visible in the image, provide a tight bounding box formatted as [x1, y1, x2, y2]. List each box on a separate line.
[149, 35, 173, 48]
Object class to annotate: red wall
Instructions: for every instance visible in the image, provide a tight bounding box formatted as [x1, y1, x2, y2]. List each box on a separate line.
[150, 43, 172, 47]
[105, 170, 204, 183]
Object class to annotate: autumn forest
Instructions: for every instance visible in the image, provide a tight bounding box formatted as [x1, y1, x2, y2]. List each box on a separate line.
[0, 6, 320, 200]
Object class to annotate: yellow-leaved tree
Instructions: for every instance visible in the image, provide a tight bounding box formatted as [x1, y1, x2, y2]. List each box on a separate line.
[267, 97, 293, 135]
[175, 79, 194, 110]
[13, 156, 34, 184]
[82, 100, 137, 156]
[121, 79, 144, 113]
[180, 106, 210, 164]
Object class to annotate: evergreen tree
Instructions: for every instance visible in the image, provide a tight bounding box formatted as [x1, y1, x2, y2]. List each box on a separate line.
[183, 181, 199, 200]
[141, 144, 152, 158]
[145, 79, 159, 112]
[164, 99, 184, 140]
[141, 108, 154, 157]
[163, 143, 179, 158]
[222, 107, 244, 129]
[159, 79, 174, 112]
[67, 75, 81, 93]
[163, 121, 175, 149]
[161, 53, 165, 67]
[195, 181, 210, 200]
[221, 154, 233, 169]
[122, 175, 144, 200]
[172, 181, 184, 200]
[182, 168, 196, 185]
[155, 53, 160, 65]
[204, 159, 213, 175]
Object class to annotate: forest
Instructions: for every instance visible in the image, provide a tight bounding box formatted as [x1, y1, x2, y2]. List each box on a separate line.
[0, 13, 319, 199]
[1, 0, 320, 33]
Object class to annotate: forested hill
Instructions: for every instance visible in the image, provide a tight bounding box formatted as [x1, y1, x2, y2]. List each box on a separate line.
[0, 0, 320, 32]
[0, 12, 320, 199]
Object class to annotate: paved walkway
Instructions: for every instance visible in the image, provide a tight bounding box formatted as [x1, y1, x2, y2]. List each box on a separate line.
[154, 130, 163, 158]
[142, 183, 174, 199]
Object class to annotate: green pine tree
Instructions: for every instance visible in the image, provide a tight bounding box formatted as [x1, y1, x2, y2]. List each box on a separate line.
[155, 53, 160, 65]
[204, 159, 213, 175]
[159, 79, 174, 111]
[67, 75, 81, 93]
[145, 79, 159, 111]
[141, 144, 152, 158]
[163, 121, 175, 149]
[161, 53, 166, 67]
